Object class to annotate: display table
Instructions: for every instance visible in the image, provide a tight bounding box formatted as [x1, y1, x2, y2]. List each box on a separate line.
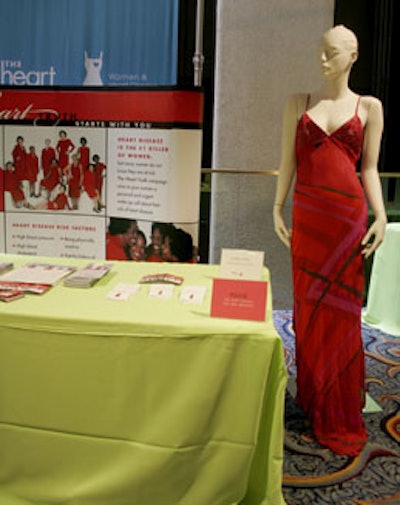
[0, 254, 287, 505]
[363, 223, 400, 336]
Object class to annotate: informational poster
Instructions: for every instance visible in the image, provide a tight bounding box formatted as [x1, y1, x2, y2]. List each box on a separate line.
[107, 128, 203, 222]
[0, 0, 179, 87]
[0, 87, 203, 261]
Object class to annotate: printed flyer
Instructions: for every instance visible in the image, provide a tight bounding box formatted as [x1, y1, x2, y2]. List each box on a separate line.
[0, 87, 203, 261]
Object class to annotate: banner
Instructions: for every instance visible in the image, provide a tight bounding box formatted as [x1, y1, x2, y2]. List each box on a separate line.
[0, 0, 179, 87]
[0, 87, 203, 261]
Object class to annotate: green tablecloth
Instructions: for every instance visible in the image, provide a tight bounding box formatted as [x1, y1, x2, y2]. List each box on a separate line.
[363, 223, 400, 336]
[0, 254, 287, 505]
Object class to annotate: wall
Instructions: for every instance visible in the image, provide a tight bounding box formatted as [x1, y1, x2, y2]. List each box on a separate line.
[210, 0, 334, 309]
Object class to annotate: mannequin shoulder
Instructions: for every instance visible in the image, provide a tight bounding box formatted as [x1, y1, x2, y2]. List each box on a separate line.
[358, 95, 383, 128]
[284, 93, 309, 119]
[360, 95, 383, 116]
[359, 95, 384, 133]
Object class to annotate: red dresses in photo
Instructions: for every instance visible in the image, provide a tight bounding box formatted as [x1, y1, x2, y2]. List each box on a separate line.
[41, 146, 56, 178]
[12, 144, 27, 180]
[40, 163, 61, 192]
[82, 169, 97, 199]
[67, 162, 82, 199]
[4, 169, 25, 204]
[57, 138, 75, 169]
[26, 152, 39, 182]
[78, 146, 90, 170]
[94, 161, 106, 194]
[47, 193, 72, 210]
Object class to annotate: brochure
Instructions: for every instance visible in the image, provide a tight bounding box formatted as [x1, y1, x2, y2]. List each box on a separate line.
[219, 249, 265, 280]
[139, 273, 184, 285]
[64, 263, 113, 288]
[0, 262, 14, 275]
[0, 263, 76, 286]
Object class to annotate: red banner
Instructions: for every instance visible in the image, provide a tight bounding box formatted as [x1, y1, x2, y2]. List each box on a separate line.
[0, 88, 203, 125]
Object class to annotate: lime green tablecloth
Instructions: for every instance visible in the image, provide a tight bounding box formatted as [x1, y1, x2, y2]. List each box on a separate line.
[363, 223, 400, 336]
[0, 254, 287, 505]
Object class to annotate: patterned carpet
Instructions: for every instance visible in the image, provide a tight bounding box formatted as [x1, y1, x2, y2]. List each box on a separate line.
[273, 310, 400, 505]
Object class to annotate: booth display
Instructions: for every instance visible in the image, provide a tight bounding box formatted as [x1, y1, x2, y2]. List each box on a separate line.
[0, 254, 287, 505]
[0, 87, 203, 260]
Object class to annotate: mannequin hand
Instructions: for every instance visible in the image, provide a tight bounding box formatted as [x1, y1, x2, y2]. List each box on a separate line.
[273, 207, 291, 248]
[361, 218, 386, 258]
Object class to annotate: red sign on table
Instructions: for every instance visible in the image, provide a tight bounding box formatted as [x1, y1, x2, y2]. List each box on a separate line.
[210, 278, 268, 322]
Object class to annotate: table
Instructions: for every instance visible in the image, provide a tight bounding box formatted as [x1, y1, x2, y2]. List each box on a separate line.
[363, 223, 400, 336]
[0, 254, 287, 505]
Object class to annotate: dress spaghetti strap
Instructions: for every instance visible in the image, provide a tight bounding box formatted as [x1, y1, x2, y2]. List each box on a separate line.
[355, 95, 361, 115]
[298, 94, 311, 120]
[305, 94, 311, 112]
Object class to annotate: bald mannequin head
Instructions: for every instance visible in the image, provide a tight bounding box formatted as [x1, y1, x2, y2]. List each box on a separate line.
[318, 24, 359, 79]
[323, 25, 358, 54]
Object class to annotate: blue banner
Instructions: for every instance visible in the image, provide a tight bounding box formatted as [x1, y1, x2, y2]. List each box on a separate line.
[0, 0, 179, 86]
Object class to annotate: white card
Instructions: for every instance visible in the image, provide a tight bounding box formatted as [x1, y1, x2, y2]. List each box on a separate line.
[148, 284, 174, 299]
[219, 249, 265, 280]
[107, 283, 140, 301]
[180, 285, 207, 304]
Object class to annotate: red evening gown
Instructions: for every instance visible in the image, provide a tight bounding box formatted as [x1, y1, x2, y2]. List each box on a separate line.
[292, 96, 368, 456]
[57, 139, 74, 169]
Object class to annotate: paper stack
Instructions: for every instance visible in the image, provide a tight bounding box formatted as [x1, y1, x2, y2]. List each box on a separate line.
[0, 262, 14, 275]
[64, 263, 113, 288]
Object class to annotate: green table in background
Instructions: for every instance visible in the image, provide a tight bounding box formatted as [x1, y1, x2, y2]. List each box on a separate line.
[363, 223, 400, 337]
[0, 254, 287, 505]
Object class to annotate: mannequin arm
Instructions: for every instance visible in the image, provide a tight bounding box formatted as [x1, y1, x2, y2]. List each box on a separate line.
[273, 95, 299, 247]
[360, 97, 387, 258]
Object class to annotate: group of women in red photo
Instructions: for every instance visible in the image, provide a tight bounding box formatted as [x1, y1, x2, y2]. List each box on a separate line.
[106, 218, 197, 264]
[3, 130, 106, 212]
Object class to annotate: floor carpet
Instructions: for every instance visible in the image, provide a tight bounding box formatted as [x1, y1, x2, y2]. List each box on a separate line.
[272, 310, 400, 505]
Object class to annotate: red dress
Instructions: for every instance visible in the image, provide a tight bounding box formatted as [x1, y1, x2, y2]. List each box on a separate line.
[57, 139, 75, 168]
[40, 165, 60, 192]
[48, 193, 71, 210]
[68, 163, 82, 198]
[94, 161, 106, 194]
[41, 147, 56, 177]
[292, 96, 367, 456]
[78, 146, 90, 169]
[26, 153, 39, 182]
[83, 169, 97, 199]
[4, 170, 25, 204]
[12, 144, 26, 180]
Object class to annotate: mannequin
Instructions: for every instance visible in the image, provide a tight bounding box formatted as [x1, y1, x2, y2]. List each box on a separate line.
[273, 25, 386, 456]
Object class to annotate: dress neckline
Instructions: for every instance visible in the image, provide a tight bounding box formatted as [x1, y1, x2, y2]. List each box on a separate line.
[303, 112, 363, 138]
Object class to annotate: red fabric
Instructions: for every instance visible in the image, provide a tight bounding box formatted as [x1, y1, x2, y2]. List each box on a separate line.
[78, 146, 90, 169]
[106, 232, 128, 261]
[48, 193, 71, 210]
[146, 253, 164, 262]
[83, 169, 97, 199]
[67, 163, 82, 198]
[12, 144, 26, 180]
[26, 153, 39, 182]
[94, 162, 106, 193]
[40, 165, 60, 191]
[57, 138, 75, 168]
[41, 147, 56, 177]
[4, 170, 25, 203]
[292, 105, 368, 456]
